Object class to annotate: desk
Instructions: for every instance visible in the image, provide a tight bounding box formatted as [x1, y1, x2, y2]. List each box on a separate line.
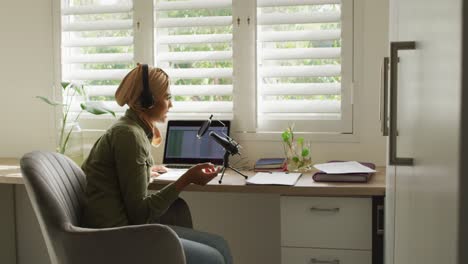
[0, 158, 385, 195]
[150, 168, 385, 264]
[0, 158, 22, 184]
[1, 158, 385, 264]
[149, 169, 385, 197]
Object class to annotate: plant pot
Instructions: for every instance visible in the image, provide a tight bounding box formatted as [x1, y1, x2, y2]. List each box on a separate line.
[285, 141, 312, 173]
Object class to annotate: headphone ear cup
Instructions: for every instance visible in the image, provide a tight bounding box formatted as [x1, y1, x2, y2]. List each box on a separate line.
[140, 64, 154, 109]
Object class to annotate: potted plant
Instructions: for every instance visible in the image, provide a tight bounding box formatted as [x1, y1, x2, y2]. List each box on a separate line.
[37, 82, 115, 162]
[281, 124, 312, 172]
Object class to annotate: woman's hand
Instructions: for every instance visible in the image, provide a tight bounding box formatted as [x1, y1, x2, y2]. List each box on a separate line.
[150, 165, 168, 177]
[174, 163, 221, 191]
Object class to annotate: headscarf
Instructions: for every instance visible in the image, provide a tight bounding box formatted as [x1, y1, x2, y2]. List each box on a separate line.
[115, 64, 170, 147]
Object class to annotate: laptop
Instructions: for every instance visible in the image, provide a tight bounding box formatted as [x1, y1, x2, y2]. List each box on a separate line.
[163, 120, 230, 169]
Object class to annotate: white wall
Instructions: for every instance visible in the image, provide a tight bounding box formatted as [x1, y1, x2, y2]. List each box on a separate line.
[0, 1, 57, 263]
[0, 0, 56, 158]
[0, 0, 388, 263]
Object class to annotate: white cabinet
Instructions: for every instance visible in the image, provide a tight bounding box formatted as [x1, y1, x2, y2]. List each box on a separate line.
[281, 196, 373, 264]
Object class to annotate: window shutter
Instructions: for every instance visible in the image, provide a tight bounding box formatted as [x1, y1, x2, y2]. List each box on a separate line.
[154, 0, 234, 120]
[257, 0, 352, 132]
[61, 0, 135, 113]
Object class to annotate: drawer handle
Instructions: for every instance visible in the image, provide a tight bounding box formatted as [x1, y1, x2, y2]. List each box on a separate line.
[310, 207, 340, 213]
[310, 258, 340, 264]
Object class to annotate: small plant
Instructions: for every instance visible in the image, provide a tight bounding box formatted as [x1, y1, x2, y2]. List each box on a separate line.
[37, 82, 115, 154]
[281, 124, 311, 172]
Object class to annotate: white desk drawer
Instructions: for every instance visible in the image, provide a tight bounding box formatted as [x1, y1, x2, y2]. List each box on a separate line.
[281, 196, 372, 249]
[282, 247, 371, 264]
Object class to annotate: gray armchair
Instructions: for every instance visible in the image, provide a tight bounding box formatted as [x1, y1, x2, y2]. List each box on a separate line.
[20, 151, 187, 264]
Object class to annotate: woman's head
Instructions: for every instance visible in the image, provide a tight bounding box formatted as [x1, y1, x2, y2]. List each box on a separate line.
[115, 64, 172, 123]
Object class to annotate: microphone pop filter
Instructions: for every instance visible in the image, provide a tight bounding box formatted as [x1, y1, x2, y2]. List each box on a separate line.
[197, 114, 213, 138]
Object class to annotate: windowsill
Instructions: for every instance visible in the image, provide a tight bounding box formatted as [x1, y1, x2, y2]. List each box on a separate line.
[81, 128, 360, 143]
[233, 131, 360, 143]
[79, 115, 360, 143]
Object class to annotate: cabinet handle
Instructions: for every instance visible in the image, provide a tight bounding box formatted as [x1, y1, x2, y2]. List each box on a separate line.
[376, 204, 384, 235]
[380, 57, 389, 136]
[389, 41, 416, 166]
[310, 258, 340, 264]
[310, 207, 340, 213]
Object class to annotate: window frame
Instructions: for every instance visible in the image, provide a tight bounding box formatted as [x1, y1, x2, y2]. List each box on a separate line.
[56, 0, 361, 142]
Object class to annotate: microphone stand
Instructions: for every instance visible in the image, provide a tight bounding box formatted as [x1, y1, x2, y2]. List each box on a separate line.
[197, 114, 248, 184]
[219, 151, 248, 184]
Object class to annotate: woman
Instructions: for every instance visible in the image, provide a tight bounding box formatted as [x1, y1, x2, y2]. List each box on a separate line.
[81, 64, 232, 264]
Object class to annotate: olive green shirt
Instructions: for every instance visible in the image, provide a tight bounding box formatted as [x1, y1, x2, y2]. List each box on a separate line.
[81, 109, 180, 228]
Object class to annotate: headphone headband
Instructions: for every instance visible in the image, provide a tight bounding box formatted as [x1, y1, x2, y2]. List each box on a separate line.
[140, 64, 154, 109]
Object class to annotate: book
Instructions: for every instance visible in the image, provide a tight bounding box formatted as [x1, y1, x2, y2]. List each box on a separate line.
[254, 158, 286, 171]
[246, 172, 302, 186]
[254, 166, 287, 172]
[312, 161, 376, 183]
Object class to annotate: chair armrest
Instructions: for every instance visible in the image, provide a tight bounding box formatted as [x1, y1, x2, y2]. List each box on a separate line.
[60, 224, 185, 264]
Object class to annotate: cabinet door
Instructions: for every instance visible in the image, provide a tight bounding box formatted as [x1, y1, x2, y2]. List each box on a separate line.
[386, 1, 463, 264]
[281, 197, 372, 249]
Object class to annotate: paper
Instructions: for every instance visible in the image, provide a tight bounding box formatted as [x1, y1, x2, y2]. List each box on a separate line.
[313, 161, 376, 174]
[153, 168, 188, 182]
[246, 172, 302, 186]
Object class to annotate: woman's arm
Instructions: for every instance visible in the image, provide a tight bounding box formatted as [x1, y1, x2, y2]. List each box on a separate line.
[113, 128, 179, 224]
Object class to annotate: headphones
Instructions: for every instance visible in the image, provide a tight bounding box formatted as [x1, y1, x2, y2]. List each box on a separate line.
[140, 64, 154, 109]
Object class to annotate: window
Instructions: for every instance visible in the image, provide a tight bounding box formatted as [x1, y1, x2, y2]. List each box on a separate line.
[61, 0, 135, 113]
[154, 0, 234, 120]
[60, 0, 354, 133]
[257, 0, 352, 132]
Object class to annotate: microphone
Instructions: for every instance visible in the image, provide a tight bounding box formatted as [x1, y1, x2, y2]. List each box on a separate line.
[209, 131, 239, 155]
[197, 114, 213, 138]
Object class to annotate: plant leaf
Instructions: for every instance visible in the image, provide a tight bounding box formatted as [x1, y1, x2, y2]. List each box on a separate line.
[301, 148, 309, 157]
[297, 137, 304, 146]
[36, 96, 63, 106]
[281, 131, 291, 142]
[81, 102, 116, 117]
[61, 82, 71, 90]
[292, 156, 300, 163]
[72, 84, 85, 96]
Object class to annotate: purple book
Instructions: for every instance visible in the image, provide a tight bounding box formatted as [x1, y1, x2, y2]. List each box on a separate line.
[312, 161, 376, 183]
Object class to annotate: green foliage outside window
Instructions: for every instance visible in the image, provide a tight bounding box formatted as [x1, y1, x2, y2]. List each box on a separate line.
[67, 1, 342, 104]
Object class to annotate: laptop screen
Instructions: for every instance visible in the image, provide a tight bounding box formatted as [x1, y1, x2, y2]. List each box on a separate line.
[163, 120, 230, 165]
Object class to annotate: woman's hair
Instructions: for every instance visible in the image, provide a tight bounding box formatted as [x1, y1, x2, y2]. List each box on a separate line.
[115, 64, 169, 111]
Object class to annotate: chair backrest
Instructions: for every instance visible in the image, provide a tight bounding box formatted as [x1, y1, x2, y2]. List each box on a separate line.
[20, 151, 87, 262]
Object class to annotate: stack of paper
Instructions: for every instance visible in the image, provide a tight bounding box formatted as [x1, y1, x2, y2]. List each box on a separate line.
[152, 169, 188, 182]
[246, 172, 302, 186]
[313, 161, 376, 174]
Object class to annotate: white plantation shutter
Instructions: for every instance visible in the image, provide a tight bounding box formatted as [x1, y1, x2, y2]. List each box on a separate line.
[257, 0, 353, 132]
[61, 0, 134, 113]
[154, 0, 234, 120]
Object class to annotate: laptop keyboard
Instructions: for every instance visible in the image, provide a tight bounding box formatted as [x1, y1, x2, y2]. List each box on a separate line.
[165, 164, 193, 169]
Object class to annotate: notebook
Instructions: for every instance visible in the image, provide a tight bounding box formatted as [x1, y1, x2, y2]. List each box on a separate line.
[312, 161, 376, 183]
[162, 120, 230, 169]
[254, 158, 287, 171]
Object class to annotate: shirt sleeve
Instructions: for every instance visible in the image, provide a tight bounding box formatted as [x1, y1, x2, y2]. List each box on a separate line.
[113, 127, 181, 224]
